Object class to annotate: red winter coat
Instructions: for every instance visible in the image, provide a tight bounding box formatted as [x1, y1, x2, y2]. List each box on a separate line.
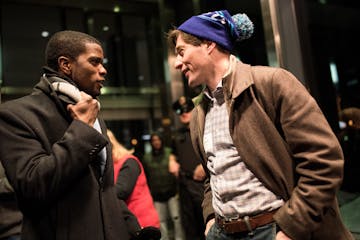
[114, 155, 160, 228]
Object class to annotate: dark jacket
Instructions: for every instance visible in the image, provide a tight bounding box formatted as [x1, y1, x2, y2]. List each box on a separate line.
[0, 74, 139, 240]
[172, 127, 202, 175]
[0, 162, 22, 239]
[190, 56, 353, 240]
[142, 147, 177, 202]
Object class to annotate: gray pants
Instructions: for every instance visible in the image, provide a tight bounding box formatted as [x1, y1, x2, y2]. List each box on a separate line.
[154, 194, 185, 240]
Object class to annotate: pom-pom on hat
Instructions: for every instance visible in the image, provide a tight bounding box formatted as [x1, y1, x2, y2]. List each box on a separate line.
[178, 10, 254, 51]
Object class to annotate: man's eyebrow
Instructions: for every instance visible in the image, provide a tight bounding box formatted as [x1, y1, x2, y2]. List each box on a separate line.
[89, 56, 103, 63]
[175, 45, 183, 54]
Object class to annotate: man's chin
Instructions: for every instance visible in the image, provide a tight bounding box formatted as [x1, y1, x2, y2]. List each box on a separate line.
[188, 79, 199, 88]
[93, 88, 102, 97]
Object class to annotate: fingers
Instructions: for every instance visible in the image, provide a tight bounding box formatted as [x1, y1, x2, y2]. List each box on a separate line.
[193, 164, 206, 181]
[66, 92, 99, 126]
[79, 92, 100, 110]
[276, 231, 293, 240]
[205, 218, 215, 236]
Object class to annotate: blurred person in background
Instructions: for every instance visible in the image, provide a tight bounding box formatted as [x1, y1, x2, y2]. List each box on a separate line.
[107, 129, 160, 230]
[170, 96, 206, 240]
[143, 132, 185, 240]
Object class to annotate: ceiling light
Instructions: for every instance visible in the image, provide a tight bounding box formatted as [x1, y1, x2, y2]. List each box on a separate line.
[41, 31, 49, 38]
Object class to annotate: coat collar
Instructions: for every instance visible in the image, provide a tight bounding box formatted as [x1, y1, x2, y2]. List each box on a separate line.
[42, 66, 76, 85]
[222, 55, 254, 101]
[34, 67, 79, 106]
[197, 55, 254, 109]
[190, 56, 255, 167]
[33, 73, 74, 121]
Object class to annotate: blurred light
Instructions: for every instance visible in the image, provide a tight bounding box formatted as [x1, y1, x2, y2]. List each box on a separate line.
[144, 142, 151, 154]
[113, 5, 120, 13]
[103, 58, 108, 64]
[162, 118, 171, 126]
[319, 0, 327, 4]
[348, 120, 354, 127]
[329, 61, 339, 86]
[339, 121, 346, 129]
[87, 18, 94, 25]
[41, 31, 49, 38]
[102, 25, 109, 32]
[100, 88, 106, 94]
[142, 134, 151, 141]
[131, 138, 138, 146]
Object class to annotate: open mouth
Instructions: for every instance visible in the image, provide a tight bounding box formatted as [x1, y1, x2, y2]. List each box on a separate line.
[97, 81, 104, 88]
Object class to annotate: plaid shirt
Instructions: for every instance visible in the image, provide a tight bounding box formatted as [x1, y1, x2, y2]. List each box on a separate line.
[203, 81, 283, 219]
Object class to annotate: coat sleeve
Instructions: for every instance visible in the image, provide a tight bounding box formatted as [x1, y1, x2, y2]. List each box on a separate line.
[118, 199, 141, 238]
[115, 158, 141, 200]
[270, 68, 344, 239]
[190, 106, 215, 224]
[0, 105, 107, 213]
[201, 177, 214, 223]
[0, 162, 15, 196]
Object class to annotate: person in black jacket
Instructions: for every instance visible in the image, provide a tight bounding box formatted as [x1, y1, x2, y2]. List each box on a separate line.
[0, 30, 141, 240]
[171, 96, 206, 240]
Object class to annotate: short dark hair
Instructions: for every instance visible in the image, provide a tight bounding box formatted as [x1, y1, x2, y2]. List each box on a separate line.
[45, 30, 101, 71]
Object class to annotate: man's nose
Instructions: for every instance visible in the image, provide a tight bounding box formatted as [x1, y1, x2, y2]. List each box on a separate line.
[174, 58, 183, 69]
[99, 64, 107, 76]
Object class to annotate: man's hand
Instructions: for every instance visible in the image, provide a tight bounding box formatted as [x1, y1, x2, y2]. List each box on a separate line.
[67, 92, 99, 126]
[193, 164, 206, 181]
[168, 154, 180, 177]
[205, 218, 215, 236]
[276, 230, 292, 240]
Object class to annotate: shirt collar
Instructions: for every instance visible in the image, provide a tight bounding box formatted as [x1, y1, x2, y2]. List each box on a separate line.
[204, 54, 234, 100]
[204, 80, 225, 106]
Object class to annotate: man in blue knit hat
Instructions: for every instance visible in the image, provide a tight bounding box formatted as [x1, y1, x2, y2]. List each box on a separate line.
[167, 10, 353, 240]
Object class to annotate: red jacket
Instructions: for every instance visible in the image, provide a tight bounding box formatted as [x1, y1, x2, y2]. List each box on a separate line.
[114, 155, 160, 228]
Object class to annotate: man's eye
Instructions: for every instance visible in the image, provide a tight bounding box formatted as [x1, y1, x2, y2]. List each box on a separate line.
[90, 59, 102, 65]
[176, 48, 184, 56]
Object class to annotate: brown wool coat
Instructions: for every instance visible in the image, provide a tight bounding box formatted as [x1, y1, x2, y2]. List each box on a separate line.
[0, 76, 138, 240]
[190, 56, 354, 240]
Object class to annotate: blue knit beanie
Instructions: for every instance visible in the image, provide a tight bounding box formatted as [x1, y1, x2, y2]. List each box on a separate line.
[178, 10, 254, 51]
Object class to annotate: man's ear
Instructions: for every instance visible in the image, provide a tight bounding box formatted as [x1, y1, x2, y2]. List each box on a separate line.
[205, 41, 216, 54]
[58, 56, 72, 75]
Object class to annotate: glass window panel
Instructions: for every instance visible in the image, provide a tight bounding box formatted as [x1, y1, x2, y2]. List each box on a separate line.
[1, 3, 62, 87]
